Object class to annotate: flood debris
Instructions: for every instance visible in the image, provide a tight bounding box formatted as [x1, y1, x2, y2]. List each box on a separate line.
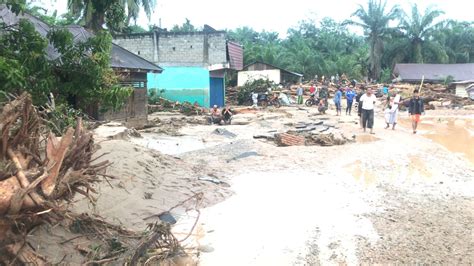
[213, 128, 237, 138]
[0, 93, 194, 265]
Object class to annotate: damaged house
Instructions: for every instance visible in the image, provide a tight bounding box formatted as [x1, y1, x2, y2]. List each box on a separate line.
[0, 6, 163, 128]
[113, 25, 243, 107]
[237, 61, 303, 86]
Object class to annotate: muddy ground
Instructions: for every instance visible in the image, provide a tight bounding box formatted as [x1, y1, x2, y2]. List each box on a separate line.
[29, 103, 473, 265]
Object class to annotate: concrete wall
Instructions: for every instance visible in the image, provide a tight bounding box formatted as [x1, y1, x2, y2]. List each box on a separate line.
[113, 34, 155, 62]
[237, 70, 281, 86]
[455, 84, 469, 98]
[113, 31, 228, 67]
[148, 67, 210, 107]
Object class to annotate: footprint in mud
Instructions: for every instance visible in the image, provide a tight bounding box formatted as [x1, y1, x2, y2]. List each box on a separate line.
[345, 160, 377, 185]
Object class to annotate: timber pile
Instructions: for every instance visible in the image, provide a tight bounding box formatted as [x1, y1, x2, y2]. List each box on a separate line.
[149, 97, 204, 115]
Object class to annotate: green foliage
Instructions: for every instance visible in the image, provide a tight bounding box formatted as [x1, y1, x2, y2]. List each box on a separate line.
[170, 18, 199, 32]
[46, 103, 85, 135]
[123, 24, 148, 34]
[443, 75, 454, 86]
[379, 68, 393, 84]
[148, 88, 165, 104]
[237, 79, 276, 105]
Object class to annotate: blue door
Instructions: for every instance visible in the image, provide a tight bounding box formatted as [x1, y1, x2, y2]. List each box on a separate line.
[210, 77, 224, 107]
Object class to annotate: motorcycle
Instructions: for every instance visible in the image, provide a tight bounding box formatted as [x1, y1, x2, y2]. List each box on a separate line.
[305, 94, 320, 107]
[257, 93, 281, 108]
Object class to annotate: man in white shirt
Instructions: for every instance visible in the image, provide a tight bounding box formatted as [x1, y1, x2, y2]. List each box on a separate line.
[360, 88, 377, 134]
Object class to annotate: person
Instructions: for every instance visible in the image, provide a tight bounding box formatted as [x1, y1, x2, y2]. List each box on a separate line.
[221, 105, 233, 125]
[209, 105, 222, 124]
[318, 99, 327, 114]
[319, 86, 329, 108]
[251, 92, 258, 108]
[334, 87, 342, 116]
[296, 83, 304, 105]
[409, 89, 424, 134]
[385, 88, 401, 130]
[309, 84, 316, 96]
[356, 87, 364, 128]
[360, 88, 377, 134]
[382, 85, 389, 95]
[345, 87, 356, 115]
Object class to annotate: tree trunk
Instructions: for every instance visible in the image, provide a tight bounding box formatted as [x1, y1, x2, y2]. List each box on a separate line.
[369, 36, 383, 81]
[413, 41, 423, 63]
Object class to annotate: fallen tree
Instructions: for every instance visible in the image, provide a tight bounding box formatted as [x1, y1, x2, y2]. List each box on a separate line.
[0, 93, 194, 264]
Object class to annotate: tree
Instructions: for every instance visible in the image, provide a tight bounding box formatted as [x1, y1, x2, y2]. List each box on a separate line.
[348, 0, 401, 81]
[67, 0, 156, 32]
[398, 4, 445, 63]
[170, 18, 198, 32]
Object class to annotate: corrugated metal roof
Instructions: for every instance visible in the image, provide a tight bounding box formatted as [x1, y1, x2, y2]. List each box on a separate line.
[0, 6, 162, 72]
[227, 41, 243, 70]
[394, 63, 474, 82]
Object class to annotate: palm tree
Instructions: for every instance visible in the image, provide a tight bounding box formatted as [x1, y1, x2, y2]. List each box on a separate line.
[67, 0, 156, 32]
[348, 0, 401, 81]
[399, 4, 445, 63]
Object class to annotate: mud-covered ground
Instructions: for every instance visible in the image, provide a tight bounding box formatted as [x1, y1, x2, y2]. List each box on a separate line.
[28, 104, 474, 265]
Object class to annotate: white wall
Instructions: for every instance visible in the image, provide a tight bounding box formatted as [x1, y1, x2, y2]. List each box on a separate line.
[455, 84, 469, 97]
[237, 70, 281, 86]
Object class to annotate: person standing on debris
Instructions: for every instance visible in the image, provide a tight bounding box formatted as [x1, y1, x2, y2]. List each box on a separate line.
[409, 89, 424, 134]
[345, 87, 356, 115]
[296, 83, 304, 105]
[385, 88, 402, 130]
[334, 87, 342, 116]
[360, 88, 377, 134]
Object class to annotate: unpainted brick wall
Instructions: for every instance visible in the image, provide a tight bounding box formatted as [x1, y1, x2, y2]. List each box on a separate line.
[113, 34, 155, 62]
[99, 88, 148, 128]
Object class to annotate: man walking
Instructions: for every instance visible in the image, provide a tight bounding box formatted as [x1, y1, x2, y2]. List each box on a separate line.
[385, 88, 401, 130]
[334, 87, 342, 116]
[345, 87, 356, 115]
[360, 88, 377, 134]
[409, 89, 424, 134]
[296, 83, 304, 105]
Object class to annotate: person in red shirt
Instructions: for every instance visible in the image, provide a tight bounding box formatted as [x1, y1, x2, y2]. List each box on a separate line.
[309, 84, 316, 96]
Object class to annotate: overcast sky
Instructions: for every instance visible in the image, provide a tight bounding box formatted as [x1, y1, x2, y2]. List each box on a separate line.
[38, 0, 472, 36]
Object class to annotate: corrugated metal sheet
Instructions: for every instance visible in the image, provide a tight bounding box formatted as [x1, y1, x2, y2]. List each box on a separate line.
[242, 61, 303, 77]
[394, 63, 474, 82]
[227, 41, 243, 70]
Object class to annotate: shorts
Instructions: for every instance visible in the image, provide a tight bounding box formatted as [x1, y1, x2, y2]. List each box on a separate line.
[411, 114, 421, 123]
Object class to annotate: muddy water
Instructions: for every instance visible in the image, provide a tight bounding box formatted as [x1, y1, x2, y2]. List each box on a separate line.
[422, 119, 474, 165]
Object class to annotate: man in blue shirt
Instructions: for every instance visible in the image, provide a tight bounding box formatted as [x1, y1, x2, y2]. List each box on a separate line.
[334, 88, 342, 116]
[345, 87, 356, 115]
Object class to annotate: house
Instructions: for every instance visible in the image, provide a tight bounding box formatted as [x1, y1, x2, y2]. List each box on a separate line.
[393, 63, 474, 83]
[113, 26, 243, 107]
[237, 62, 303, 87]
[0, 6, 162, 127]
[452, 80, 474, 98]
[467, 85, 474, 100]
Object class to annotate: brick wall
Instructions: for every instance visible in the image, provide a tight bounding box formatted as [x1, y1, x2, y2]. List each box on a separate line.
[113, 34, 155, 62]
[99, 88, 148, 128]
[113, 31, 228, 67]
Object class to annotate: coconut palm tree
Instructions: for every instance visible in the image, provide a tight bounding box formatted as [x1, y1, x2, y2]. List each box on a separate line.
[399, 4, 445, 63]
[348, 0, 401, 81]
[67, 0, 156, 32]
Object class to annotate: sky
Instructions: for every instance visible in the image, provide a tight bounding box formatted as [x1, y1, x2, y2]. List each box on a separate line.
[37, 0, 473, 37]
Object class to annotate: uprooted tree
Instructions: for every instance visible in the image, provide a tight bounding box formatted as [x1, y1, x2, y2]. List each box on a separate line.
[0, 93, 190, 264]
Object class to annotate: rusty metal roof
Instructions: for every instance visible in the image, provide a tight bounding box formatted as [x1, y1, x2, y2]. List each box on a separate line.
[394, 63, 474, 82]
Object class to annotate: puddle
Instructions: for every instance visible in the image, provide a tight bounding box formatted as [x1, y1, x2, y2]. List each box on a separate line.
[407, 156, 432, 179]
[421, 119, 474, 164]
[346, 160, 377, 185]
[131, 133, 217, 155]
[356, 135, 380, 143]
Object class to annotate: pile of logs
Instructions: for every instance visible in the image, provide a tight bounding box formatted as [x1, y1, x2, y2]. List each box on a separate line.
[0, 93, 108, 263]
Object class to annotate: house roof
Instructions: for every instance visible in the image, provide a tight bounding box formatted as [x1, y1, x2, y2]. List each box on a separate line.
[394, 64, 474, 82]
[0, 6, 162, 73]
[242, 61, 303, 77]
[451, 80, 474, 85]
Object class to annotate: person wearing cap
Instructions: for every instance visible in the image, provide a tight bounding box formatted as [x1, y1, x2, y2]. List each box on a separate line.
[209, 105, 222, 124]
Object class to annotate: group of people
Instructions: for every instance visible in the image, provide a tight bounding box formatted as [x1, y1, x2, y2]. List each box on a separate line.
[209, 105, 233, 125]
[357, 87, 425, 134]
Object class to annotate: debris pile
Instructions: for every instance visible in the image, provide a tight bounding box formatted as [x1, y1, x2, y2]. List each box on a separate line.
[149, 97, 204, 115]
[0, 93, 192, 265]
